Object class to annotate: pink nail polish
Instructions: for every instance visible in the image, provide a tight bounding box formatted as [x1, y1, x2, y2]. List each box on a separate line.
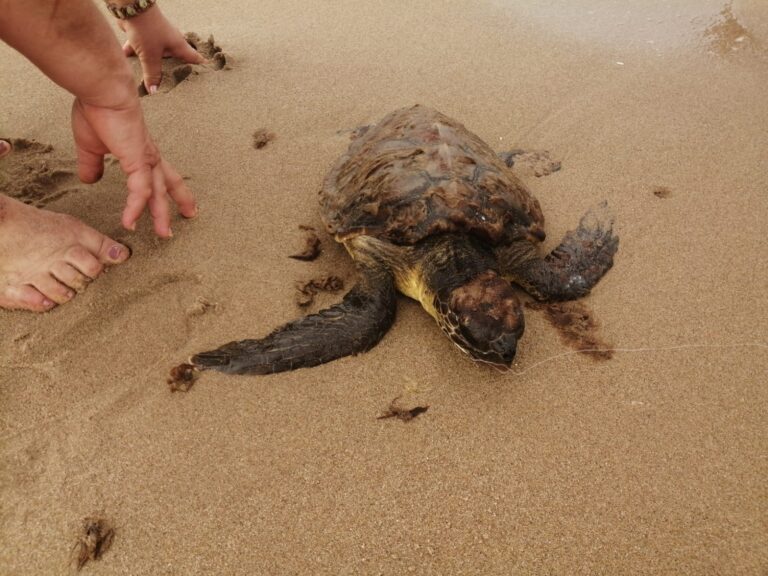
[109, 245, 124, 260]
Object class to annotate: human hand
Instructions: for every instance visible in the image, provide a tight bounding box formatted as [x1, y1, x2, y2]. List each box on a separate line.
[71, 97, 198, 237]
[118, 5, 204, 94]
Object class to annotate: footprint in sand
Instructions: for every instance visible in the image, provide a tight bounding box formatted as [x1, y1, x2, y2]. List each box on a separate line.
[0, 138, 82, 207]
[138, 33, 230, 96]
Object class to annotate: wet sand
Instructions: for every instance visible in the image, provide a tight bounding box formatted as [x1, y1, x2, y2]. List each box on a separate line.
[1, 1, 767, 573]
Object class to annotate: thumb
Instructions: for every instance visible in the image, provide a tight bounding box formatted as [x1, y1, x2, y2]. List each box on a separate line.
[138, 52, 163, 95]
[71, 102, 106, 183]
[76, 146, 105, 184]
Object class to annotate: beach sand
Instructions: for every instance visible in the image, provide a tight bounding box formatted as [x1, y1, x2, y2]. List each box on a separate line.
[1, 1, 767, 573]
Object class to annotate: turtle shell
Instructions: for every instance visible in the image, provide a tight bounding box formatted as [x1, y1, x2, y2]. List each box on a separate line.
[320, 105, 545, 246]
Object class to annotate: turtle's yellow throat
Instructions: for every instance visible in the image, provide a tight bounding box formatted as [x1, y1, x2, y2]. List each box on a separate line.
[396, 266, 440, 321]
[344, 235, 441, 320]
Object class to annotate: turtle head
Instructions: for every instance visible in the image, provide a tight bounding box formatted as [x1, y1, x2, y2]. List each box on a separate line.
[435, 271, 524, 368]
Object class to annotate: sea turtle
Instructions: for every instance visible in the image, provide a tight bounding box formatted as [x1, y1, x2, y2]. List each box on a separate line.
[190, 105, 618, 374]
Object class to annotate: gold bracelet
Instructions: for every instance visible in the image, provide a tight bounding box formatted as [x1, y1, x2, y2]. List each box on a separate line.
[106, 0, 157, 19]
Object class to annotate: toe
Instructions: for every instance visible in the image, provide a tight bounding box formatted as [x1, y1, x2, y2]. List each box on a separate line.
[32, 274, 75, 305]
[0, 139, 11, 159]
[0, 284, 56, 312]
[64, 245, 105, 279]
[74, 226, 131, 265]
[51, 260, 92, 292]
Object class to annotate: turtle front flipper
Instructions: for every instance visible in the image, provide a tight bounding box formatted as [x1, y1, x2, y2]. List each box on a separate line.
[498, 202, 619, 301]
[191, 263, 397, 375]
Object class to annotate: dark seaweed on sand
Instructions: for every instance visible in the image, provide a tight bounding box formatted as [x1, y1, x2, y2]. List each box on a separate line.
[72, 517, 114, 571]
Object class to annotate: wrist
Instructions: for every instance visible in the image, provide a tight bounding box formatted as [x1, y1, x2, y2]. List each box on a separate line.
[105, 0, 156, 20]
[77, 68, 138, 110]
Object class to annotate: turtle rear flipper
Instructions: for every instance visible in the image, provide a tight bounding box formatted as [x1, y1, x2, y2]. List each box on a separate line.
[499, 202, 618, 301]
[191, 264, 396, 375]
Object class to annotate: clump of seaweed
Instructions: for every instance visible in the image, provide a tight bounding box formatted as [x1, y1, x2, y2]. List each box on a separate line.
[167, 363, 199, 392]
[72, 517, 114, 571]
[295, 275, 344, 307]
[252, 128, 276, 150]
[377, 396, 430, 422]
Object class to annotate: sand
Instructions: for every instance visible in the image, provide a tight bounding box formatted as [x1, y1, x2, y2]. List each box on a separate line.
[1, 1, 767, 573]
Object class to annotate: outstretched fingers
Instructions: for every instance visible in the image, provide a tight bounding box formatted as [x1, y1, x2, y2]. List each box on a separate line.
[123, 161, 197, 236]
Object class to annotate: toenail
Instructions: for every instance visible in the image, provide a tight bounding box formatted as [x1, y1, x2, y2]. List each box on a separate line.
[42, 298, 55, 308]
[109, 245, 126, 260]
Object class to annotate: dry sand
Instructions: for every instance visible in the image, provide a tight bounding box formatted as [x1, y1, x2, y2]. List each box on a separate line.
[1, 1, 767, 574]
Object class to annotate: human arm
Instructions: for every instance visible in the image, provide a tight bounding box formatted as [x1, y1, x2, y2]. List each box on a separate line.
[107, 0, 205, 94]
[0, 0, 197, 237]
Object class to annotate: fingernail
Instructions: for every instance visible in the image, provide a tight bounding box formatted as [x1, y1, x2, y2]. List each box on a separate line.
[149, 85, 158, 95]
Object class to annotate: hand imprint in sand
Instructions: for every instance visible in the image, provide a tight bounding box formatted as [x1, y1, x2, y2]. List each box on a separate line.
[0, 138, 82, 207]
[138, 33, 229, 96]
[71, 516, 114, 571]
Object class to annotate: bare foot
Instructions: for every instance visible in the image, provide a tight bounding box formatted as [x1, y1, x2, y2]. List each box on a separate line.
[0, 140, 10, 159]
[0, 194, 130, 312]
